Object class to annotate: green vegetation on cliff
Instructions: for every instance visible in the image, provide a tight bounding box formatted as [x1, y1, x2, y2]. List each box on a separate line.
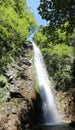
[0, 0, 37, 70]
[33, 0, 75, 91]
[34, 25, 75, 91]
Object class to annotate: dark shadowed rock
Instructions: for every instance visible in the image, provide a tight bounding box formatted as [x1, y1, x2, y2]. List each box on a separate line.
[0, 80, 6, 87]
[69, 121, 75, 127]
[23, 41, 33, 49]
[10, 86, 24, 98]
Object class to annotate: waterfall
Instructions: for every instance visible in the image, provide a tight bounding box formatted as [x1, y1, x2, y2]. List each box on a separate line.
[33, 42, 59, 123]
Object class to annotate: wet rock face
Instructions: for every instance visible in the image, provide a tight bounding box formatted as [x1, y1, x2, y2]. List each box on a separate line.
[0, 41, 36, 130]
[56, 88, 75, 123]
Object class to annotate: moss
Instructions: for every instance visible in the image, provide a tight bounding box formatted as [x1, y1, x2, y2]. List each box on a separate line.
[10, 98, 24, 108]
[14, 98, 24, 106]
[35, 83, 40, 93]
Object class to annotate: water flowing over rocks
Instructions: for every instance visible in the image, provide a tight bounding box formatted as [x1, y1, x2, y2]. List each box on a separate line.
[0, 41, 37, 130]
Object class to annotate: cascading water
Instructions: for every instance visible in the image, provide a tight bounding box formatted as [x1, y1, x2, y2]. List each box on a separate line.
[33, 42, 59, 123]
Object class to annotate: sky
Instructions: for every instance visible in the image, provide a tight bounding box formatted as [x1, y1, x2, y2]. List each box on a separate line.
[26, 0, 47, 26]
[26, 0, 47, 40]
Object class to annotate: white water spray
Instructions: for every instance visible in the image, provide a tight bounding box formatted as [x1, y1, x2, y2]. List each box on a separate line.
[33, 42, 59, 123]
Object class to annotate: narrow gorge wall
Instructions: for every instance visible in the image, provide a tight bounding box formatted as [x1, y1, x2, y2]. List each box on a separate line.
[0, 41, 37, 130]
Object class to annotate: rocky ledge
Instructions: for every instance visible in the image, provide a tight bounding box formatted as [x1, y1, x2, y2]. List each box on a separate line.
[0, 41, 37, 130]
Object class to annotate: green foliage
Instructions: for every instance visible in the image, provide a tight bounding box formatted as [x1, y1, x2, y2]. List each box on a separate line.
[34, 26, 47, 48]
[0, 75, 8, 84]
[0, 0, 37, 70]
[34, 22, 74, 47]
[33, 24, 75, 91]
[45, 45, 73, 91]
[33, 0, 75, 91]
[38, 0, 75, 31]
[71, 58, 75, 85]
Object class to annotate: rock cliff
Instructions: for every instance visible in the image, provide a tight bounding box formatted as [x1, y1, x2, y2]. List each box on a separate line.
[0, 41, 37, 130]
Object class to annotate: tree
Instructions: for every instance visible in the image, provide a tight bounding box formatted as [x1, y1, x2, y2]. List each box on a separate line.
[33, 25, 48, 48]
[33, 24, 74, 91]
[38, 0, 75, 31]
[0, 0, 37, 70]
